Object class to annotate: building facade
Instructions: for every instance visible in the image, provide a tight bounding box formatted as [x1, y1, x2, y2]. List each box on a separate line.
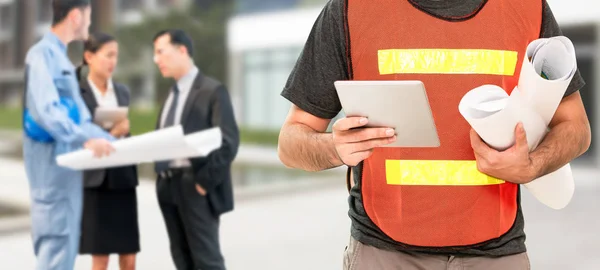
[0, 0, 192, 108]
[227, 0, 329, 130]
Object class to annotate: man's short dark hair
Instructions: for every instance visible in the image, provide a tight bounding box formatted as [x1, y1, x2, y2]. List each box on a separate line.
[153, 29, 194, 57]
[52, 0, 90, 26]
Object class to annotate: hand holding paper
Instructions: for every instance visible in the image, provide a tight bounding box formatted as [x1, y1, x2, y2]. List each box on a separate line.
[469, 123, 535, 184]
[459, 36, 578, 209]
[459, 86, 547, 152]
[83, 138, 115, 158]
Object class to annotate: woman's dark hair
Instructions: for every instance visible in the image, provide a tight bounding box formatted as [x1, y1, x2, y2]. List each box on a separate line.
[76, 32, 116, 81]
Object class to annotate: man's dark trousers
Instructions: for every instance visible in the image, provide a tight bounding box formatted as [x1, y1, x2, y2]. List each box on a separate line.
[157, 169, 225, 270]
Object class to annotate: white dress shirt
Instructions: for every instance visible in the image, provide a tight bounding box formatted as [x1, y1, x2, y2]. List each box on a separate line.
[160, 66, 199, 168]
[88, 77, 118, 108]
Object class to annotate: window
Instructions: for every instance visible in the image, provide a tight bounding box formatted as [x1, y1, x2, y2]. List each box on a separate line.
[242, 47, 301, 130]
[0, 41, 11, 69]
[575, 57, 595, 164]
[157, 0, 176, 7]
[119, 0, 144, 11]
[235, 0, 329, 15]
[0, 4, 12, 31]
[563, 25, 596, 165]
[38, 0, 52, 23]
[127, 76, 145, 104]
[244, 52, 269, 127]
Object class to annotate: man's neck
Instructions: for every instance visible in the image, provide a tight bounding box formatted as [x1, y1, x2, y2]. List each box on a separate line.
[173, 61, 195, 81]
[51, 25, 74, 46]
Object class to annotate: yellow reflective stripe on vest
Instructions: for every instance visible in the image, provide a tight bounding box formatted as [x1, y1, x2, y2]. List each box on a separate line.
[385, 160, 505, 186]
[378, 49, 518, 76]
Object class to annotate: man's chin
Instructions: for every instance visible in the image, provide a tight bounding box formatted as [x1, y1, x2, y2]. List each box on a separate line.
[160, 71, 172, 78]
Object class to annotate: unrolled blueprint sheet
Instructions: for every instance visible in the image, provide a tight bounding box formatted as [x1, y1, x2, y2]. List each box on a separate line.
[56, 125, 222, 170]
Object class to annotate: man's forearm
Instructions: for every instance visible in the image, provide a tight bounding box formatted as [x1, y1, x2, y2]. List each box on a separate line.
[278, 123, 343, 172]
[529, 120, 591, 179]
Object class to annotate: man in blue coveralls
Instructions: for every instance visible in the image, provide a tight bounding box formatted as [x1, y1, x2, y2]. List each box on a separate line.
[23, 1, 115, 269]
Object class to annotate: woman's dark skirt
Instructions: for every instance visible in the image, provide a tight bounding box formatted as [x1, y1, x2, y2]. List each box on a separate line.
[79, 178, 140, 255]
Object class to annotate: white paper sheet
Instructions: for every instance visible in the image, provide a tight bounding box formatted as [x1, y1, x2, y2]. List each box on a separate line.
[524, 164, 574, 210]
[149, 127, 223, 162]
[56, 125, 222, 170]
[94, 107, 129, 129]
[458, 36, 578, 209]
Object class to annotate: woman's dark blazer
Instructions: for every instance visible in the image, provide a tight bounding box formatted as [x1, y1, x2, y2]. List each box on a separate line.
[80, 79, 138, 189]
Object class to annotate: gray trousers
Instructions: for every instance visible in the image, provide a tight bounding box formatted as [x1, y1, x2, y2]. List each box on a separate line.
[343, 237, 530, 270]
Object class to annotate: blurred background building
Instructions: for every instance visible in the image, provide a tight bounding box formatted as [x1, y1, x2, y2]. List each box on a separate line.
[1, 0, 594, 165]
[552, 0, 599, 167]
[0, 0, 598, 269]
[0, 0, 217, 108]
[227, 1, 326, 130]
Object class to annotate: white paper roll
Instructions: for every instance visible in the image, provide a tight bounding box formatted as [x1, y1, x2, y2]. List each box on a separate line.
[459, 85, 546, 151]
[458, 36, 578, 210]
[459, 85, 573, 209]
[518, 36, 577, 126]
[525, 164, 574, 209]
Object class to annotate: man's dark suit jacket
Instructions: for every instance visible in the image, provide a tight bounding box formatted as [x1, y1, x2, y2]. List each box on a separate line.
[156, 71, 240, 216]
[80, 79, 139, 189]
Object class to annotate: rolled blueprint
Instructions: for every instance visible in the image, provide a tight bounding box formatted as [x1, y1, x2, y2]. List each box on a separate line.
[519, 36, 577, 209]
[525, 164, 574, 210]
[56, 125, 222, 170]
[459, 85, 574, 209]
[518, 36, 577, 125]
[458, 36, 578, 210]
[459, 86, 546, 151]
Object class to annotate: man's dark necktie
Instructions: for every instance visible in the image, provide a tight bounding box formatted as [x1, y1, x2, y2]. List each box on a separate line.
[155, 84, 180, 174]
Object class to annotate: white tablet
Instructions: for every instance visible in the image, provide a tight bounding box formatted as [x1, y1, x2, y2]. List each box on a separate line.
[94, 107, 129, 129]
[334, 80, 440, 147]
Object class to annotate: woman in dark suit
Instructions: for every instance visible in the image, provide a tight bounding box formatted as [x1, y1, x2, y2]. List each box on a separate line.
[76, 32, 140, 270]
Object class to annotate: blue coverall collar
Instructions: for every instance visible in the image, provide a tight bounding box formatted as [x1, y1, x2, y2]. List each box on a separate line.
[44, 32, 68, 53]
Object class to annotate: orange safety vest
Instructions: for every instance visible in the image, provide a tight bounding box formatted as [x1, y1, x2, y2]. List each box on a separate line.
[347, 0, 542, 247]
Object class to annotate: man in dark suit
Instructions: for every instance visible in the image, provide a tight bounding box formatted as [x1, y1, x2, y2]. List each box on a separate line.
[152, 29, 239, 270]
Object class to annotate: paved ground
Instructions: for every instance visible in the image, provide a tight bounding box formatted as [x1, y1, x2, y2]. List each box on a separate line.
[0, 157, 598, 269]
[521, 182, 600, 270]
[0, 157, 350, 270]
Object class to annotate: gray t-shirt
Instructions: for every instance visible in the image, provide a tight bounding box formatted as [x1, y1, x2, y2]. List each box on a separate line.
[281, 0, 586, 256]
